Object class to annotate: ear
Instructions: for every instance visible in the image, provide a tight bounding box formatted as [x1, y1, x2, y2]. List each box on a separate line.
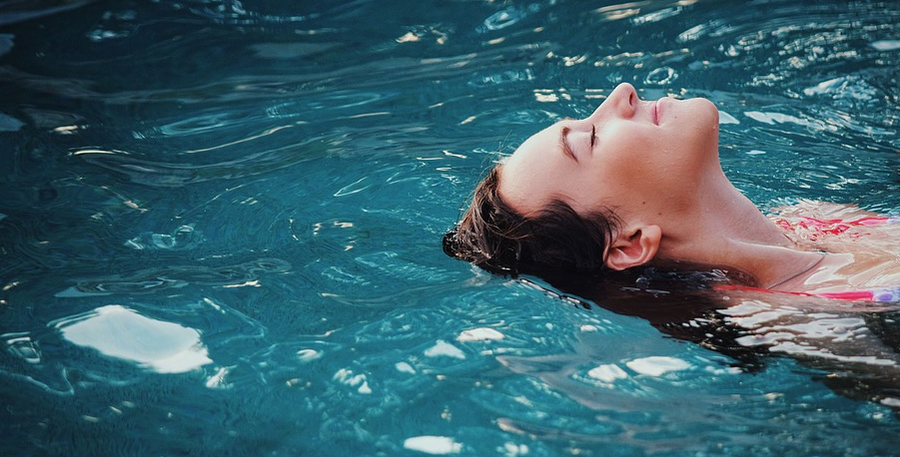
[605, 225, 661, 271]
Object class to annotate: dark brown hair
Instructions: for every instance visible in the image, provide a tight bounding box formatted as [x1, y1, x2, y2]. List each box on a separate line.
[443, 166, 620, 276]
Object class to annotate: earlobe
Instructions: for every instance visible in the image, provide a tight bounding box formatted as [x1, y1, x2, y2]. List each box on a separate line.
[605, 225, 661, 271]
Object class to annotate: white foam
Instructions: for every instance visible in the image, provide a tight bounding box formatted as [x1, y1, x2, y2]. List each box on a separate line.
[803, 76, 848, 96]
[625, 356, 691, 377]
[205, 367, 231, 389]
[718, 110, 740, 124]
[333, 368, 372, 394]
[457, 327, 504, 342]
[871, 40, 900, 51]
[745, 111, 813, 127]
[395, 362, 416, 374]
[56, 305, 212, 373]
[587, 364, 629, 382]
[501, 443, 529, 456]
[403, 436, 462, 454]
[424, 340, 466, 359]
[297, 349, 322, 362]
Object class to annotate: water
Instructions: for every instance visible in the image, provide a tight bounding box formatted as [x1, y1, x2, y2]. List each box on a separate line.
[1, 0, 900, 455]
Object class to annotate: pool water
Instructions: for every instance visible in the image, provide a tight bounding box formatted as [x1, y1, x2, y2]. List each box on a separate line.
[2, 0, 900, 455]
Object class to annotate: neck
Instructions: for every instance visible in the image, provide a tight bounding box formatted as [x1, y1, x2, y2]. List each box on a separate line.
[656, 167, 824, 290]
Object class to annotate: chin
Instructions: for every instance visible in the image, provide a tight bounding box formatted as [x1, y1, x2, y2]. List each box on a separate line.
[680, 98, 721, 163]
[686, 97, 720, 125]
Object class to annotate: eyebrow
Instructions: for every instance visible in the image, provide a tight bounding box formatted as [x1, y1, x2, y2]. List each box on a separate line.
[559, 126, 578, 163]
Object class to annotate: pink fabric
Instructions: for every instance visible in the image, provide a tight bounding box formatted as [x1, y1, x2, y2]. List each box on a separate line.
[774, 216, 891, 239]
[714, 285, 900, 302]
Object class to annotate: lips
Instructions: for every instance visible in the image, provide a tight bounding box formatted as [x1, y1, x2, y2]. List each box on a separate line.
[654, 99, 662, 125]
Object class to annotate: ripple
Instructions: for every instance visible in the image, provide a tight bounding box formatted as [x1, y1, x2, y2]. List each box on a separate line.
[56, 258, 291, 297]
[4, 332, 42, 364]
[124, 224, 203, 251]
[20, 106, 85, 130]
[86, 8, 138, 42]
[153, 111, 260, 137]
[73, 135, 328, 187]
[0, 33, 12, 57]
[0, 0, 95, 26]
[744, 110, 832, 131]
[676, 19, 734, 43]
[0, 38, 554, 107]
[631, 6, 682, 26]
[479, 5, 539, 32]
[174, 0, 317, 25]
[0, 111, 23, 131]
[643, 66, 677, 85]
[249, 42, 340, 59]
[467, 68, 535, 88]
[594, 4, 642, 22]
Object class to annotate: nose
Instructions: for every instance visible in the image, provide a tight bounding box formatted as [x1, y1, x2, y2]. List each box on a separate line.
[588, 83, 638, 119]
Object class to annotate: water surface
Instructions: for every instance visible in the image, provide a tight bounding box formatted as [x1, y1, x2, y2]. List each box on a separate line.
[2, 0, 900, 455]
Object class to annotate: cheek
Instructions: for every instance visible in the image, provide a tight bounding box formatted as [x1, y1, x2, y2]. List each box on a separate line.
[606, 130, 663, 176]
[588, 152, 653, 204]
[663, 106, 719, 164]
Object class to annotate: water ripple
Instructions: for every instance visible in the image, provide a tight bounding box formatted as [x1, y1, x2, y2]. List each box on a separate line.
[0, 0, 96, 26]
[0, 40, 554, 105]
[478, 5, 541, 33]
[72, 135, 328, 187]
[55, 258, 291, 297]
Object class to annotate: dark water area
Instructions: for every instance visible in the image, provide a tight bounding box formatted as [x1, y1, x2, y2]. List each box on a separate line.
[1, 0, 900, 455]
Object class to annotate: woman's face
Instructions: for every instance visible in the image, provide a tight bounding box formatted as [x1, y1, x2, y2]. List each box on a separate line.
[498, 83, 721, 223]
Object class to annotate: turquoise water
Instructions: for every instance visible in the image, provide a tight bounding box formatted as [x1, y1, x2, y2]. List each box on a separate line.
[2, 0, 900, 455]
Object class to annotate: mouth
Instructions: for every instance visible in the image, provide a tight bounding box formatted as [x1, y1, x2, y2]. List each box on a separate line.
[654, 98, 664, 125]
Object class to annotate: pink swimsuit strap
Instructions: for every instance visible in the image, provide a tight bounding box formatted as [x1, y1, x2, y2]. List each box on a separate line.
[775, 216, 894, 237]
[715, 285, 900, 303]
[720, 214, 900, 301]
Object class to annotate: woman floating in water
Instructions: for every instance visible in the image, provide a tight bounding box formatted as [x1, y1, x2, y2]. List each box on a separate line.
[444, 83, 900, 302]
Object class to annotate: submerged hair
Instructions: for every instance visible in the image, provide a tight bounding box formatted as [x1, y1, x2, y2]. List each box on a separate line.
[443, 166, 619, 276]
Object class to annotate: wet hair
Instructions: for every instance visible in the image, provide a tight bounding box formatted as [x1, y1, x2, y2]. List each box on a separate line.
[443, 166, 770, 372]
[443, 166, 620, 276]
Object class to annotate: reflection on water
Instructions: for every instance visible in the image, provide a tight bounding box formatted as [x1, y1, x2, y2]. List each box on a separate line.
[53, 305, 212, 374]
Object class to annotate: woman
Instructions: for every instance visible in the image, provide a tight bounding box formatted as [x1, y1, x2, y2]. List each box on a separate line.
[444, 83, 900, 301]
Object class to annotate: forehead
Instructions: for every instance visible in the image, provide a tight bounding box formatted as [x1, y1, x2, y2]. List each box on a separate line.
[504, 122, 561, 168]
[497, 122, 568, 215]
